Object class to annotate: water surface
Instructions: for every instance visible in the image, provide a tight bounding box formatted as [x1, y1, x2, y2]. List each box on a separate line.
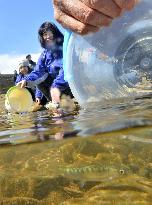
[0, 94, 152, 204]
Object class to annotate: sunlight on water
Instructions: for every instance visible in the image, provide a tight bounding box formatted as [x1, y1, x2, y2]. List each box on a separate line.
[0, 94, 152, 204]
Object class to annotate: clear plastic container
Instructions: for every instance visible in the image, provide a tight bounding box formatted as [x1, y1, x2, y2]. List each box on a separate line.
[64, 0, 152, 106]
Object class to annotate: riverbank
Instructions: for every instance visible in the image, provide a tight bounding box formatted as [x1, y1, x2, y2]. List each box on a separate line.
[0, 74, 14, 94]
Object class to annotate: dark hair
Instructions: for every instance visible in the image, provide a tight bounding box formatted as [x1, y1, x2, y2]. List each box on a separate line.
[38, 22, 64, 49]
[26, 54, 31, 59]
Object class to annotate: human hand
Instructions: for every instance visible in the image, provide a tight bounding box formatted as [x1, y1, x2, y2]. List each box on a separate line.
[16, 80, 27, 88]
[53, 0, 137, 35]
[45, 101, 63, 117]
[50, 87, 61, 104]
[35, 98, 41, 105]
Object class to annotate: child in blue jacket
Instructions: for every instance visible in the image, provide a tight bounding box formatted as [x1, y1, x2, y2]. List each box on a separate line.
[15, 60, 36, 101]
[15, 60, 31, 85]
[17, 22, 73, 108]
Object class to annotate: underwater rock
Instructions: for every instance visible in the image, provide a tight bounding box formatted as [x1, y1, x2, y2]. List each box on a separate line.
[63, 182, 83, 198]
[59, 143, 75, 164]
[73, 139, 105, 157]
[0, 175, 30, 198]
[61, 178, 152, 205]
[0, 149, 17, 165]
[45, 190, 72, 205]
[140, 166, 152, 179]
[0, 197, 43, 205]
[31, 176, 69, 200]
[31, 177, 58, 200]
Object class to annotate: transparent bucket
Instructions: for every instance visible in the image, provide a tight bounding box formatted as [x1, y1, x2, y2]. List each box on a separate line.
[64, 0, 152, 106]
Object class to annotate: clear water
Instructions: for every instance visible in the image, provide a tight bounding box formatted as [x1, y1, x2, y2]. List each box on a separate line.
[0, 94, 152, 204]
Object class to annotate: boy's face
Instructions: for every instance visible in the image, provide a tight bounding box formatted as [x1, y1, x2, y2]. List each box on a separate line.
[20, 66, 28, 75]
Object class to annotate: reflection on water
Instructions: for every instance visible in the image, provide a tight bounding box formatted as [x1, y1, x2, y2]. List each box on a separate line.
[0, 94, 152, 204]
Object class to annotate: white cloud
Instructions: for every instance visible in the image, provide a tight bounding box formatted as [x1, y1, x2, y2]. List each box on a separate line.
[0, 53, 41, 74]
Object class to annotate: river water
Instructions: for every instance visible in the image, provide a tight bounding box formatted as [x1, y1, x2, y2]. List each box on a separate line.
[0, 94, 152, 204]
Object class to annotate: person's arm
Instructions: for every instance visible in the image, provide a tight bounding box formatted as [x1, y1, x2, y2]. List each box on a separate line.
[15, 74, 22, 85]
[35, 88, 43, 104]
[53, 0, 137, 34]
[25, 52, 48, 84]
[51, 66, 68, 104]
[31, 60, 36, 66]
[51, 68, 68, 90]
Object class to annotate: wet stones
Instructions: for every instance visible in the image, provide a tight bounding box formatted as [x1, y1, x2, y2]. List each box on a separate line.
[0, 197, 43, 205]
[0, 175, 30, 198]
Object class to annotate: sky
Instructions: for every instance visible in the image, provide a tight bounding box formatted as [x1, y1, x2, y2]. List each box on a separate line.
[0, 0, 64, 74]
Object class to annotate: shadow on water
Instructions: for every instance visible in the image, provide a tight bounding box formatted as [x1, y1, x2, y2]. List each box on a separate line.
[0, 94, 152, 204]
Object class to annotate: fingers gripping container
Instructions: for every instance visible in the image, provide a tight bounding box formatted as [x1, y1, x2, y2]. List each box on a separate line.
[63, 0, 152, 106]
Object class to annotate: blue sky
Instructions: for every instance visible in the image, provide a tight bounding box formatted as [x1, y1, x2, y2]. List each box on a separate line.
[0, 0, 65, 73]
[0, 0, 64, 55]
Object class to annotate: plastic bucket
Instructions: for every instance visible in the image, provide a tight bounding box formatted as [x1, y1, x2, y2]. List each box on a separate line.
[5, 86, 34, 113]
[64, 0, 152, 106]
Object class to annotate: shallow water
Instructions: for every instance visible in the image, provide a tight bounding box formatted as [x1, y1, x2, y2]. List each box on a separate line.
[0, 94, 152, 204]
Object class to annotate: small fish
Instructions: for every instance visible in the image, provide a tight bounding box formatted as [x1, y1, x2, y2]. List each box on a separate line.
[57, 164, 127, 183]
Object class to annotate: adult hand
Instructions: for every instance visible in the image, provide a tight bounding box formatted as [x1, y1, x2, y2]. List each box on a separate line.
[53, 0, 137, 35]
[16, 80, 27, 88]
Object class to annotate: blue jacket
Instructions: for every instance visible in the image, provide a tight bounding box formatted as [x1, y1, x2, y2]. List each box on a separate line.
[15, 74, 24, 85]
[24, 47, 69, 99]
[15, 73, 37, 99]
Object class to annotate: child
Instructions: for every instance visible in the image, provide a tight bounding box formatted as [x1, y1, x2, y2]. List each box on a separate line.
[17, 22, 73, 109]
[15, 60, 35, 101]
